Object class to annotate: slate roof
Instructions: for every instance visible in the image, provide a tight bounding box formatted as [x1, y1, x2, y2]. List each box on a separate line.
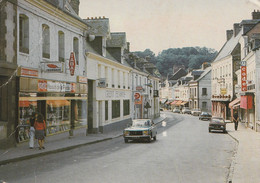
[107, 33, 126, 48]
[168, 68, 187, 80]
[194, 67, 211, 82]
[213, 30, 242, 62]
[84, 18, 110, 37]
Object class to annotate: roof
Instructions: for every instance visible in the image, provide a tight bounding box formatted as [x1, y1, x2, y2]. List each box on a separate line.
[84, 18, 110, 37]
[107, 32, 126, 48]
[195, 67, 212, 82]
[214, 30, 242, 62]
[191, 70, 204, 76]
[168, 68, 187, 80]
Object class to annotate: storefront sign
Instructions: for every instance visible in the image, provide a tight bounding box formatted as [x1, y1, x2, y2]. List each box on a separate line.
[38, 80, 76, 93]
[105, 90, 126, 98]
[241, 65, 247, 91]
[41, 62, 63, 73]
[220, 88, 227, 95]
[77, 76, 88, 83]
[136, 86, 144, 91]
[19, 67, 38, 77]
[69, 52, 76, 76]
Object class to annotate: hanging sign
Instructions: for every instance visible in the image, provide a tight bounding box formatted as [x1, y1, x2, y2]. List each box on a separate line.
[241, 61, 247, 92]
[69, 52, 76, 76]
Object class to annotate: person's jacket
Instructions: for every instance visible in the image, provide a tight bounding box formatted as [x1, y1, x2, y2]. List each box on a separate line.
[34, 120, 46, 130]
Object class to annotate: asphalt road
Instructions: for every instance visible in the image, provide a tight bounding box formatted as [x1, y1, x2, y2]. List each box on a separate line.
[0, 111, 236, 183]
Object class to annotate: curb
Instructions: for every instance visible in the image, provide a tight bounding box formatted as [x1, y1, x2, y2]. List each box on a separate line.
[226, 131, 239, 183]
[0, 136, 120, 166]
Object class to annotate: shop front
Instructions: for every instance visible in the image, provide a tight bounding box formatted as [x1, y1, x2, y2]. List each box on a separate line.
[240, 94, 255, 129]
[17, 75, 88, 143]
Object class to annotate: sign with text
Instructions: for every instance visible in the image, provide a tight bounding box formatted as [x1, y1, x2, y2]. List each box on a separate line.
[41, 62, 63, 73]
[69, 52, 76, 76]
[38, 80, 76, 93]
[19, 67, 38, 77]
[241, 65, 247, 92]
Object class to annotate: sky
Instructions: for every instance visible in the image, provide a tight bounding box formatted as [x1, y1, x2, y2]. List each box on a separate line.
[79, 0, 260, 55]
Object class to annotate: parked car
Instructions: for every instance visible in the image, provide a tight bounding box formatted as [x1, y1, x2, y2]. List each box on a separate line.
[191, 108, 201, 116]
[181, 107, 191, 114]
[123, 119, 157, 143]
[199, 112, 212, 120]
[208, 117, 226, 133]
[172, 108, 181, 113]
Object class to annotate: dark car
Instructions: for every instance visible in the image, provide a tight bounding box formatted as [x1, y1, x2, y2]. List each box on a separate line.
[172, 108, 181, 113]
[181, 107, 191, 114]
[199, 112, 212, 120]
[208, 117, 226, 133]
[123, 119, 157, 143]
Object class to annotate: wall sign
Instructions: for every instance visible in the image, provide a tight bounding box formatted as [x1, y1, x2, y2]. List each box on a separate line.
[241, 64, 247, 92]
[19, 67, 38, 77]
[38, 80, 75, 93]
[69, 52, 76, 76]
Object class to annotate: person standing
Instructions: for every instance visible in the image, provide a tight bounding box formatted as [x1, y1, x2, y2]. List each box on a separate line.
[29, 112, 36, 149]
[34, 113, 46, 150]
[233, 111, 239, 131]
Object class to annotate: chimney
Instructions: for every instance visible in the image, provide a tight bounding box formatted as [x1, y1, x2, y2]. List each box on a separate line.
[252, 10, 260, 20]
[233, 23, 241, 37]
[226, 30, 233, 41]
[69, 0, 80, 15]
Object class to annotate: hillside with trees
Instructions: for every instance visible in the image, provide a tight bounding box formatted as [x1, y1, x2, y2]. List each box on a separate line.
[133, 47, 218, 77]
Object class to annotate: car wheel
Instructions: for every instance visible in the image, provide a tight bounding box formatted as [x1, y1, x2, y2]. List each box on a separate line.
[124, 138, 128, 143]
[153, 135, 157, 141]
[147, 135, 152, 143]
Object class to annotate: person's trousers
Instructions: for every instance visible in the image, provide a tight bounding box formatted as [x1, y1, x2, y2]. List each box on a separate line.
[29, 127, 35, 148]
[234, 122, 238, 131]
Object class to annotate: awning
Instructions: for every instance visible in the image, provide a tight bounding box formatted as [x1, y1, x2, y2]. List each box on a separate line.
[19, 101, 37, 107]
[175, 100, 183, 106]
[170, 101, 178, 105]
[229, 98, 240, 108]
[47, 100, 70, 107]
[181, 101, 188, 105]
[240, 95, 253, 109]
[160, 99, 167, 104]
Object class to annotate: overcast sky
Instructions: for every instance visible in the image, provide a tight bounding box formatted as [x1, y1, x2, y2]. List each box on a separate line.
[79, 0, 259, 55]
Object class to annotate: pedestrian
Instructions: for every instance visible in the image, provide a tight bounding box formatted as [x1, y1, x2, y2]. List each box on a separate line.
[29, 112, 36, 149]
[233, 110, 239, 131]
[34, 113, 46, 150]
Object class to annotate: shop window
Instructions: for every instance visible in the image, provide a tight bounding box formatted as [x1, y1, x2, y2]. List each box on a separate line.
[73, 37, 79, 65]
[123, 100, 130, 116]
[18, 100, 37, 142]
[46, 100, 70, 135]
[112, 100, 120, 119]
[19, 14, 29, 54]
[58, 31, 65, 62]
[42, 24, 50, 59]
[105, 101, 108, 120]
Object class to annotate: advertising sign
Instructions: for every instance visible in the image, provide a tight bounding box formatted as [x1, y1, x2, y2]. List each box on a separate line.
[19, 67, 38, 77]
[42, 62, 63, 73]
[241, 63, 247, 91]
[69, 52, 76, 76]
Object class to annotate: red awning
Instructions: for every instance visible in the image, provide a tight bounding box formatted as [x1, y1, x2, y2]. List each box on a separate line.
[175, 100, 183, 106]
[171, 101, 178, 105]
[47, 100, 70, 107]
[240, 95, 253, 109]
[19, 101, 37, 107]
[181, 101, 188, 105]
[229, 98, 240, 108]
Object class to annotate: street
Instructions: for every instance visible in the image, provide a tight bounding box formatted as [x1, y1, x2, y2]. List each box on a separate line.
[0, 111, 236, 183]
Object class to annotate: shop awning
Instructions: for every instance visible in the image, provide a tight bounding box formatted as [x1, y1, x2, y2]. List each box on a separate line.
[170, 100, 178, 105]
[240, 95, 253, 109]
[160, 99, 167, 104]
[175, 100, 183, 106]
[229, 98, 240, 108]
[181, 101, 188, 105]
[47, 100, 70, 107]
[19, 101, 37, 107]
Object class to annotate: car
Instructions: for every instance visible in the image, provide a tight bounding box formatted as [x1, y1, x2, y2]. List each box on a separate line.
[208, 117, 226, 133]
[191, 108, 201, 116]
[199, 112, 212, 120]
[181, 107, 191, 114]
[172, 108, 181, 113]
[123, 119, 157, 143]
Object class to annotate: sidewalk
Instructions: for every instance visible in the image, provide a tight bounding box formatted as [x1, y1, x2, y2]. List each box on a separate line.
[226, 122, 260, 183]
[0, 116, 166, 165]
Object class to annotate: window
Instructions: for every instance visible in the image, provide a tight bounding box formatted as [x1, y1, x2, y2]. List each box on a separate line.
[202, 88, 207, 96]
[73, 37, 79, 65]
[58, 31, 65, 61]
[19, 14, 29, 53]
[112, 100, 120, 118]
[105, 101, 108, 120]
[202, 102, 207, 109]
[123, 100, 130, 116]
[42, 24, 50, 59]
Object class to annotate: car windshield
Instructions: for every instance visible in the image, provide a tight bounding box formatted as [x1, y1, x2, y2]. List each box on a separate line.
[201, 112, 209, 115]
[211, 118, 225, 123]
[132, 120, 151, 127]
